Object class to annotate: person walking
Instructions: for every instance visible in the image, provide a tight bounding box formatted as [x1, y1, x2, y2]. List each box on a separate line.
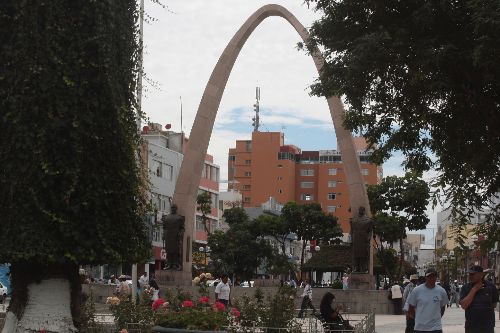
[297, 278, 316, 318]
[459, 265, 499, 333]
[215, 273, 231, 308]
[390, 281, 404, 315]
[403, 274, 419, 333]
[407, 268, 448, 333]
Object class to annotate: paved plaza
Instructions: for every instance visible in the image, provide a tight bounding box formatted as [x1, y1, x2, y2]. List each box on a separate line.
[374, 306, 500, 333]
[2, 298, 500, 332]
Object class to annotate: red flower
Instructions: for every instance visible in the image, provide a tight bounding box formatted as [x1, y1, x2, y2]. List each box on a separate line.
[215, 301, 225, 311]
[231, 308, 241, 318]
[152, 298, 166, 311]
[199, 296, 210, 303]
[182, 300, 194, 308]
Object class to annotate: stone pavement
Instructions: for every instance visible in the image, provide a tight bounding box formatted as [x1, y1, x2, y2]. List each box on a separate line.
[374, 306, 500, 333]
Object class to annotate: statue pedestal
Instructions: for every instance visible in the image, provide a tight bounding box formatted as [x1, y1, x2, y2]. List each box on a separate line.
[156, 270, 192, 287]
[349, 273, 375, 290]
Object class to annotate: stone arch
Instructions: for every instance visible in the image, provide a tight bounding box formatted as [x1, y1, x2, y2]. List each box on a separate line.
[172, 4, 371, 280]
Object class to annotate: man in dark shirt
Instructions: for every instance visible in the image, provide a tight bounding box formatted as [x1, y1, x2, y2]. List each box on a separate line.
[460, 265, 499, 333]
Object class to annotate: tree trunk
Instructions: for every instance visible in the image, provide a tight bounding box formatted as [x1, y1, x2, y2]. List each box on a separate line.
[300, 240, 306, 279]
[2, 263, 80, 333]
[398, 236, 405, 280]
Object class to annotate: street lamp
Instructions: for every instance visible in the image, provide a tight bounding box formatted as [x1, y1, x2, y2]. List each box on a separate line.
[199, 246, 211, 271]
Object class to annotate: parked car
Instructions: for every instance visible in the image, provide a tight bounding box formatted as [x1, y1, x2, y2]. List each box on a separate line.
[0, 281, 7, 303]
[240, 281, 254, 287]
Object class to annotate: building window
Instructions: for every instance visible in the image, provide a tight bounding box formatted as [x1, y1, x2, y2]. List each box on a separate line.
[278, 152, 295, 160]
[300, 169, 314, 176]
[301, 194, 313, 201]
[244, 197, 251, 203]
[362, 169, 369, 176]
[245, 159, 251, 165]
[278, 164, 283, 168]
[152, 160, 173, 180]
[245, 141, 252, 151]
[328, 168, 337, 175]
[300, 181, 314, 188]
[278, 189, 283, 194]
[277, 176, 283, 180]
[327, 180, 337, 188]
[327, 206, 337, 213]
[243, 184, 251, 190]
[244, 171, 251, 177]
[327, 193, 336, 200]
[196, 215, 205, 231]
[229, 155, 235, 161]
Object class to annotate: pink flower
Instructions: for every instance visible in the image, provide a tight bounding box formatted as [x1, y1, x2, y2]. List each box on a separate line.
[231, 308, 241, 318]
[215, 301, 225, 311]
[152, 298, 166, 311]
[182, 300, 194, 308]
[199, 296, 210, 303]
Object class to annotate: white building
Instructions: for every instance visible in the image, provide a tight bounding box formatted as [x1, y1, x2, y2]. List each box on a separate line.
[141, 123, 184, 271]
[417, 244, 436, 275]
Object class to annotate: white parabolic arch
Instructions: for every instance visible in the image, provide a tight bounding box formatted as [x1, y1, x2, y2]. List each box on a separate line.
[173, 4, 371, 275]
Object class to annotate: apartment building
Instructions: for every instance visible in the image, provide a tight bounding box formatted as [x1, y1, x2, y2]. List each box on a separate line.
[141, 123, 220, 269]
[228, 131, 382, 233]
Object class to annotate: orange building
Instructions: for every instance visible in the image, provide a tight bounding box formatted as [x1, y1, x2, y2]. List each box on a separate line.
[228, 132, 382, 232]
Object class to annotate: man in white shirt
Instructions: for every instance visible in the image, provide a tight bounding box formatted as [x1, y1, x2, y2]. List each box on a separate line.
[138, 272, 148, 290]
[297, 279, 316, 318]
[215, 273, 231, 308]
[407, 268, 448, 333]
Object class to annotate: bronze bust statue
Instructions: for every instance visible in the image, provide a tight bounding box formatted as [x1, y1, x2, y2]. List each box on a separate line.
[161, 204, 185, 270]
[350, 206, 373, 273]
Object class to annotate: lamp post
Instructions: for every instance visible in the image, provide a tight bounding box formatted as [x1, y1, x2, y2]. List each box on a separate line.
[199, 246, 210, 271]
[449, 250, 455, 282]
[308, 245, 320, 283]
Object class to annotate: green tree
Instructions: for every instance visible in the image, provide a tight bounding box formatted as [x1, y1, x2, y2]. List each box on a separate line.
[0, 1, 149, 329]
[305, 0, 500, 240]
[253, 214, 290, 254]
[207, 208, 274, 281]
[368, 172, 430, 280]
[281, 202, 343, 275]
[197, 191, 212, 233]
[253, 214, 297, 277]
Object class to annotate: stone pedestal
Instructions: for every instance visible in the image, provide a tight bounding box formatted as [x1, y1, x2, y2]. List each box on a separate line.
[349, 273, 375, 290]
[156, 270, 192, 287]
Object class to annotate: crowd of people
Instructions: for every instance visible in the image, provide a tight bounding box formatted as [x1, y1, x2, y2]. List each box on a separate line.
[387, 265, 500, 333]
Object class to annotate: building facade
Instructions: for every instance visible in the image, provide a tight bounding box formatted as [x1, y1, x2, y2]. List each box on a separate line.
[142, 123, 220, 270]
[228, 131, 382, 233]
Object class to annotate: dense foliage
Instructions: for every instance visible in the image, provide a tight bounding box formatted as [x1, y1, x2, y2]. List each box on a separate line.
[207, 208, 276, 280]
[0, 1, 150, 265]
[305, 0, 500, 233]
[281, 202, 343, 270]
[368, 172, 430, 278]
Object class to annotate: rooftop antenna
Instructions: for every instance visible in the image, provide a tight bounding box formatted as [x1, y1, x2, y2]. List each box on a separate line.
[252, 87, 260, 132]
